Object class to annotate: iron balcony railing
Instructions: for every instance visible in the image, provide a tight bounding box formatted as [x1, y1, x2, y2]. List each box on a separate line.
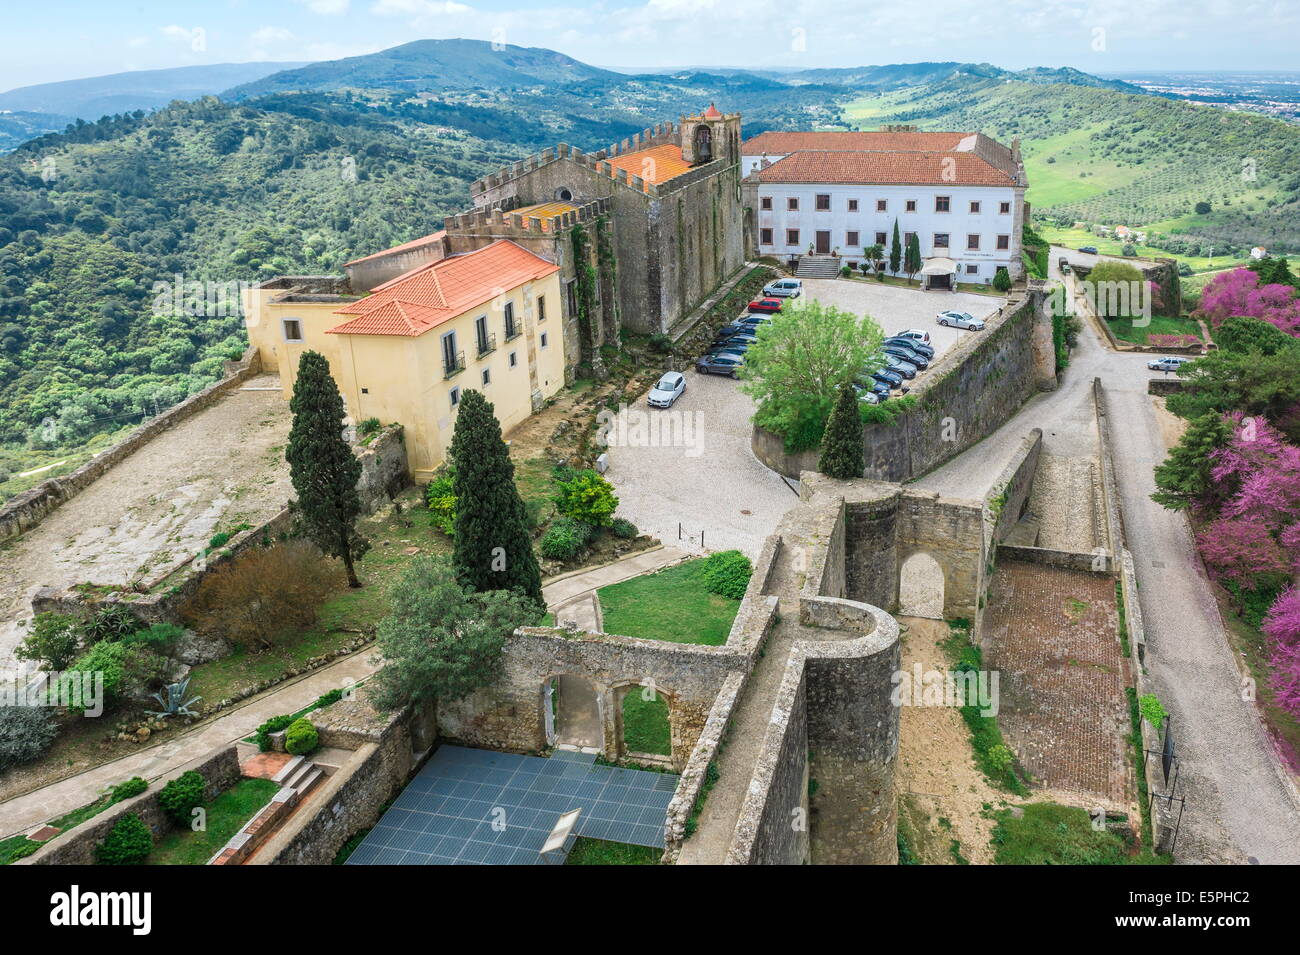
[443, 350, 466, 378]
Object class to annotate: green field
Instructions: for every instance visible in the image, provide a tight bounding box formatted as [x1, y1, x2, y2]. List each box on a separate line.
[1035, 224, 1246, 274]
[565, 837, 661, 865]
[1106, 314, 1203, 345]
[621, 691, 671, 755]
[597, 559, 740, 646]
[149, 778, 280, 865]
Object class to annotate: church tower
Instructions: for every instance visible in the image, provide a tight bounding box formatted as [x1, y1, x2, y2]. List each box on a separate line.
[680, 103, 742, 166]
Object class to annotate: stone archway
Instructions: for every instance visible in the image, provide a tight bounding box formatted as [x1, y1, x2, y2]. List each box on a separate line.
[898, 552, 945, 619]
[544, 675, 604, 749]
[616, 683, 673, 761]
[693, 124, 713, 164]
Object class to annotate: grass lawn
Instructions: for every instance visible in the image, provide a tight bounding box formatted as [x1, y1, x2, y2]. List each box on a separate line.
[1106, 314, 1203, 345]
[0, 834, 40, 865]
[621, 691, 671, 755]
[149, 778, 280, 865]
[597, 559, 740, 645]
[564, 837, 661, 865]
[991, 802, 1168, 865]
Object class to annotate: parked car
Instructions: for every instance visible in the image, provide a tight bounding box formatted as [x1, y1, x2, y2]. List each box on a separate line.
[747, 298, 783, 314]
[646, 371, 686, 408]
[1079, 246, 1099, 255]
[936, 310, 986, 331]
[763, 278, 803, 298]
[855, 386, 880, 405]
[714, 335, 755, 352]
[1147, 356, 1191, 372]
[893, 328, 932, 346]
[885, 335, 935, 359]
[883, 344, 929, 369]
[871, 368, 904, 389]
[714, 327, 758, 345]
[881, 354, 917, 378]
[716, 315, 768, 338]
[695, 351, 745, 377]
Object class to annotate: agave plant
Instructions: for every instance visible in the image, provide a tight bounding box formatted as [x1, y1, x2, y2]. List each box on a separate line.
[146, 677, 202, 719]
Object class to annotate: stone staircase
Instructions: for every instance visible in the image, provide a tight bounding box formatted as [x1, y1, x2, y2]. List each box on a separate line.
[208, 756, 324, 865]
[272, 754, 324, 797]
[795, 255, 841, 278]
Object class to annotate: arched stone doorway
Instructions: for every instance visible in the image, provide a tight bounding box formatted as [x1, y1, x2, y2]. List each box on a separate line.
[616, 683, 672, 761]
[899, 552, 945, 619]
[543, 675, 604, 749]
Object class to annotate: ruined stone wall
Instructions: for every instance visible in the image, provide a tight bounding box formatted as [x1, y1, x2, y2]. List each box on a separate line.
[435, 628, 745, 770]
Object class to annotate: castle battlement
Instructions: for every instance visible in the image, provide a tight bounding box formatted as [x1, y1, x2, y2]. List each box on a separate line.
[446, 196, 612, 236]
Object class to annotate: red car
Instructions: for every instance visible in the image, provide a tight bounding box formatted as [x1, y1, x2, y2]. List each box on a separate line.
[747, 298, 783, 314]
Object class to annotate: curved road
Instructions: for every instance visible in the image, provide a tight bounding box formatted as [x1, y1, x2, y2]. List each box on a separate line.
[919, 257, 1300, 863]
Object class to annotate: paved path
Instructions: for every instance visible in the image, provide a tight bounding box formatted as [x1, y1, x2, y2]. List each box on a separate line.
[543, 546, 688, 631]
[0, 650, 375, 839]
[920, 272, 1300, 863]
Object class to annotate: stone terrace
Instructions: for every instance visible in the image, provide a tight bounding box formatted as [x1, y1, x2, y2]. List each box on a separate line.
[981, 558, 1130, 806]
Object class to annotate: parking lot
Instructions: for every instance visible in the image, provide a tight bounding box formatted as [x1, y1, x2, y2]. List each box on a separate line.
[604, 277, 1004, 557]
[797, 277, 1004, 360]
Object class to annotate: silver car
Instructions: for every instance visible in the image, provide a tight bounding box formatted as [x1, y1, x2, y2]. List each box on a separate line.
[647, 371, 686, 408]
[937, 310, 986, 331]
[1147, 356, 1190, 373]
[763, 278, 803, 298]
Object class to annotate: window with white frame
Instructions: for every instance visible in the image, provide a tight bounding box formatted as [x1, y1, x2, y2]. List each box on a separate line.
[282, 318, 303, 342]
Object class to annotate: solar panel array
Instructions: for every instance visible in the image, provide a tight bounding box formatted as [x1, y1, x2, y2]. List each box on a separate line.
[345, 745, 679, 865]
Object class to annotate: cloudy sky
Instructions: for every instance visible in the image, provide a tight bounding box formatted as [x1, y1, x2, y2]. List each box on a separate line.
[3, 0, 1296, 92]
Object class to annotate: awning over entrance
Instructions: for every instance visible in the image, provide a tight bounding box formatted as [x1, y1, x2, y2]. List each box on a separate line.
[920, 256, 958, 276]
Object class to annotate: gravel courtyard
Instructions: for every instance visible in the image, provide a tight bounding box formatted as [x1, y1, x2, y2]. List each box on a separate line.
[602, 371, 797, 558]
[798, 277, 1004, 359]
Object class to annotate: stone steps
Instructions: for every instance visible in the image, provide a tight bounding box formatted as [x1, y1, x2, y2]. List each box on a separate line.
[795, 256, 841, 278]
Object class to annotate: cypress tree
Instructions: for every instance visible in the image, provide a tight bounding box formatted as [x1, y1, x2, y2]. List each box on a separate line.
[889, 219, 902, 275]
[449, 389, 543, 606]
[904, 232, 922, 285]
[818, 382, 864, 479]
[286, 351, 365, 588]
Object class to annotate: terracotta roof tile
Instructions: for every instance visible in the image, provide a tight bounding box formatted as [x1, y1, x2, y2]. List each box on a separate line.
[753, 149, 1016, 187]
[607, 143, 692, 188]
[742, 130, 969, 155]
[327, 239, 558, 337]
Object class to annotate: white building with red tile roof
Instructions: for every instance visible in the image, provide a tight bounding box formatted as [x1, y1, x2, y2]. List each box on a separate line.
[741, 128, 1028, 285]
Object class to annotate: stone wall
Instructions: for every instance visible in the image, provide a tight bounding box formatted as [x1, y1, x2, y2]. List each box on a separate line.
[436, 626, 747, 770]
[354, 425, 412, 514]
[753, 288, 1054, 482]
[257, 697, 434, 866]
[0, 347, 262, 545]
[16, 744, 241, 865]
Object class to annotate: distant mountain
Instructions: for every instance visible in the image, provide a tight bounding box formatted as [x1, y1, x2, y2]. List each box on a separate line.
[224, 39, 619, 99]
[768, 61, 1141, 93]
[0, 62, 308, 120]
[0, 110, 72, 151]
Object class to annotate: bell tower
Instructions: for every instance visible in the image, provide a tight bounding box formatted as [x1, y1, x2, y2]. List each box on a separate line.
[680, 103, 742, 166]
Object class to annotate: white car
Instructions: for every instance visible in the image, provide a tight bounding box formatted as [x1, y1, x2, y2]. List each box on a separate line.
[893, 328, 932, 346]
[937, 310, 986, 331]
[1147, 356, 1191, 372]
[763, 278, 803, 298]
[647, 371, 686, 408]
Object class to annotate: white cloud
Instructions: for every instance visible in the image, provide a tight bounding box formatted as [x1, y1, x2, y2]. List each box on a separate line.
[370, 0, 474, 16]
[294, 0, 352, 14]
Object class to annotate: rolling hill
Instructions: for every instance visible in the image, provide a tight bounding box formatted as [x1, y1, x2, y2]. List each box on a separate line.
[0, 62, 307, 120]
[223, 39, 618, 99]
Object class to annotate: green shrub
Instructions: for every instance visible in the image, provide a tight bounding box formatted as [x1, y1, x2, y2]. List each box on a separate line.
[700, 550, 753, 600]
[554, 469, 618, 527]
[111, 777, 148, 802]
[0, 705, 58, 771]
[122, 622, 184, 652]
[15, 612, 81, 670]
[992, 267, 1012, 292]
[285, 717, 319, 756]
[208, 531, 232, 550]
[359, 416, 381, 436]
[253, 713, 298, 752]
[79, 605, 141, 643]
[96, 814, 152, 865]
[425, 470, 457, 535]
[1139, 693, 1168, 731]
[610, 517, 638, 540]
[64, 641, 130, 711]
[158, 770, 205, 826]
[0, 837, 40, 864]
[648, 334, 672, 353]
[540, 519, 586, 560]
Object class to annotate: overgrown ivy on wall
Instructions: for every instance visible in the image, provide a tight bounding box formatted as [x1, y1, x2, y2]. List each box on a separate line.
[569, 223, 600, 367]
[595, 215, 620, 342]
